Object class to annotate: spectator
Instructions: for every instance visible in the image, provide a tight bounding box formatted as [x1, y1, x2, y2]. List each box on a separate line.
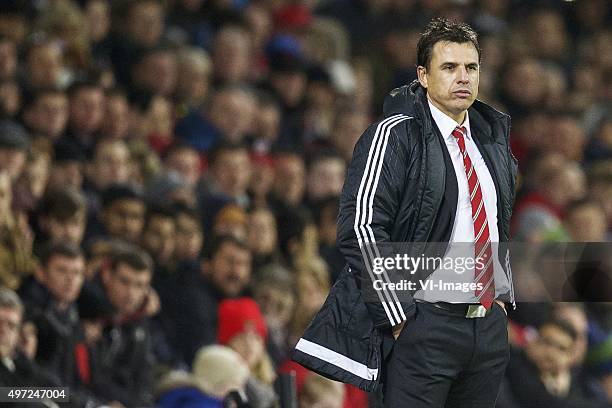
[100, 88, 130, 140]
[163, 143, 202, 188]
[34, 186, 87, 256]
[130, 46, 177, 98]
[48, 139, 86, 190]
[252, 264, 295, 366]
[211, 25, 252, 85]
[88, 244, 157, 407]
[299, 373, 345, 408]
[0, 35, 17, 81]
[156, 345, 250, 408]
[89, 183, 146, 244]
[23, 38, 64, 91]
[270, 151, 306, 210]
[19, 242, 101, 406]
[176, 85, 256, 151]
[172, 235, 252, 364]
[505, 319, 607, 408]
[61, 81, 106, 157]
[0, 171, 37, 290]
[564, 199, 608, 242]
[314, 196, 344, 282]
[329, 105, 369, 162]
[200, 141, 252, 219]
[172, 204, 203, 265]
[217, 297, 278, 408]
[21, 88, 69, 141]
[0, 120, 29, 181]
[0, 287, 61, 394]
[175, 47, 212, 110]
[84, 138, 132, 204]
[213, 204, 249, 242]
[248, 207, 280, 272]
[305, 149, 346, 206]
[142, 205, 176, 268]
[290, 257, 330, 345]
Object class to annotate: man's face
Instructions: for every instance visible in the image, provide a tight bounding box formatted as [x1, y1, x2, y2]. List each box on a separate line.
[307, 158, 346, 201]
[208, 91, 255, 143]
[102, 95, 130, 139]
[27, 44, 62, 89]
[26, 93, 69, 140]
[165, 148, 201, 187]
[212, 150, 251, 198]
[128, 1, 164, 47]
[273, 155, 305, 206]
[103, 199, 146, 242]
[91, 141, 131, 189]
[47, 211, 86, 246]
[418, 41, 479, 123]
[174, 213, 203, 260]
[0, 148, 26, 181]
[207, 242, 252, 298]
[42, 255, 85, 305]
[143, 215, 176, 264]
[0, 307, 20, 359]
[531, 325, 574, 375]
[103, 263, 151, 316]
[136, 53, 177, 97]
[50, 161, 83, 190]
[70, 88, 105, 134]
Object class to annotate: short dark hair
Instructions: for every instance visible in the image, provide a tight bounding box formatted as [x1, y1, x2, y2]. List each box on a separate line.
[207, 234, 249, 260]
[207, 140, 248, 167]
[144, 204, 176, 228]
[67, 80, 103, 98]
[101, 184, 145, 208]
[38, 186, 86, 222]
[417, 18, 481, 69]
[41, 242, 84, 266]
[110, 244, 153, 274]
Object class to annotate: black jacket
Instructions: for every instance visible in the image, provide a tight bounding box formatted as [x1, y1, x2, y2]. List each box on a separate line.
[292, 81, 518, 392]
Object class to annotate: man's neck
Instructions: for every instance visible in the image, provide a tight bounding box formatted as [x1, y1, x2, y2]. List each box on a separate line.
[427, 96, 467, 124]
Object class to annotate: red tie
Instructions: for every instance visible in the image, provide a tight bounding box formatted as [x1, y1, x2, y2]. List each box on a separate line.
[452, 126, 495, 309]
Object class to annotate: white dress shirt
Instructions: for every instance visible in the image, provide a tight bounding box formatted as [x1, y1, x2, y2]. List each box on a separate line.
[414, 100, 508, 303]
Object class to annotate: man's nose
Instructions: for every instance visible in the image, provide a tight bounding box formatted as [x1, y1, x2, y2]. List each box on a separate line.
[457, 66, 469, 83]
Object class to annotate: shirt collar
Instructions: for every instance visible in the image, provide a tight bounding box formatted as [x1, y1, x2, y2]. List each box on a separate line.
[427, 98, 472, 141]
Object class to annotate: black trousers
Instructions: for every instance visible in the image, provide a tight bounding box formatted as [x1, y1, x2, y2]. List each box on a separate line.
[383, 301, 510, 408]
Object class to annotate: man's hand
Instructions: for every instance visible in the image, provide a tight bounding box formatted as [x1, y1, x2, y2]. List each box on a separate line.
[392, 321, 406, 340]
[495, 300, 507, 315]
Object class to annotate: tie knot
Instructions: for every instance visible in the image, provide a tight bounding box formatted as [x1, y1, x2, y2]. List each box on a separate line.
[452, 126, 467, 140]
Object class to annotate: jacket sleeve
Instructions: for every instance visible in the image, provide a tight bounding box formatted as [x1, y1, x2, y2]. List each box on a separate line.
[337, 115, 415, 330]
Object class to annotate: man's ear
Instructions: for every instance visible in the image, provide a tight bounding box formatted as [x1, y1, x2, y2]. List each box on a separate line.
[417, 66, 428, 88]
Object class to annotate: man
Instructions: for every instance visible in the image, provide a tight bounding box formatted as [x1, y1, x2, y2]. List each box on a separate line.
[19, 243, 102, 406]
[88, 245, 156, 407]
[293, 18, 518, 407]
[34, 187, 87, 256]
[60, 81, 106, 157]
[503, 319, 608, 408]
[21, 88, 69, 141]
[171, 235, 252, 365]
[0, 287, 63, 408]
[0, 119, 29, 181]
[87, 183, 146, 244]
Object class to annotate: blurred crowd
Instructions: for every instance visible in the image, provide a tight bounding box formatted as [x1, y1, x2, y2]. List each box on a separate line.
[0, 0, 610, 407]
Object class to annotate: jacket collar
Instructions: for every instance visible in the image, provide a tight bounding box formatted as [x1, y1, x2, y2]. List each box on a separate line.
[383, 80, 509, 140]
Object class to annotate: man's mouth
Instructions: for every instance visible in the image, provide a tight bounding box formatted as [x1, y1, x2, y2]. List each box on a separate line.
[453, 90, 472, 98]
